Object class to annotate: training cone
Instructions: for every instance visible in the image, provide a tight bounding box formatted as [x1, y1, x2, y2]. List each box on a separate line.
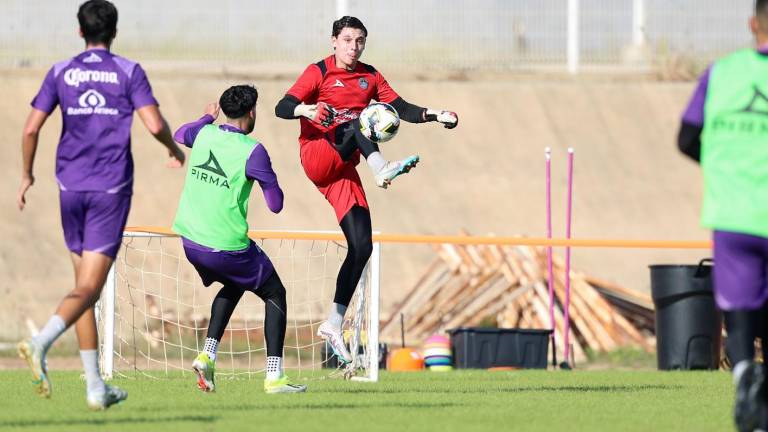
[388, 348, 424, 371]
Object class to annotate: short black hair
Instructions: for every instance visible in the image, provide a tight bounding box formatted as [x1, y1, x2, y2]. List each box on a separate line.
[219, 85, 258, 119]
[332, 16, 367, 38]
[77, 0, 118, 45]
[759, 0, 768, 16]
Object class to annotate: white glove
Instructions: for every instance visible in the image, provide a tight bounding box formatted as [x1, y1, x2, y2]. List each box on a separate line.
[425, 108, 458, 129]
[295, 102, 336, 127]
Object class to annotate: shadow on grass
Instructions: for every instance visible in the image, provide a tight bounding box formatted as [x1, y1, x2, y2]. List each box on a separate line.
[215, 401, 462, 411]
[0, 415, 217, 429]
[314, 384, 683, 395]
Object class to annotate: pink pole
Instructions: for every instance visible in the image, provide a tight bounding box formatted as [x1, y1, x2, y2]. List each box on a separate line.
[545, 150, 555, 329]
[563, 147, 574, 367]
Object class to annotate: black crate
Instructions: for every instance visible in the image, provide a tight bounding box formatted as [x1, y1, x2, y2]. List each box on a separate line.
[449, 328, 552, 369]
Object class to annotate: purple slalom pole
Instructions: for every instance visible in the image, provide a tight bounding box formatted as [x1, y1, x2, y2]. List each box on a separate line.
[562, 147, 575, 369]
[545, 147, 557, 367]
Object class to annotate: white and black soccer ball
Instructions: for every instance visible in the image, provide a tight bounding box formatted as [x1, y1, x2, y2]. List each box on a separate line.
[359, 102, 400, 143]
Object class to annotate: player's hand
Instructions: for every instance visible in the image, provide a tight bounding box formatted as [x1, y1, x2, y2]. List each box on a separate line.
[312, 102, 337, 127]
[17, 174, 34, 211]
[167, 146, 185, 168]
[204, 102, 220, 120]
[297, 103, 337, 127]
[425, 108, 458, 129]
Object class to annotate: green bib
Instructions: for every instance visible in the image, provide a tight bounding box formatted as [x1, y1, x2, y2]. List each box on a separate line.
[701, 49, 768, 237]
[172, 125, 256, 250]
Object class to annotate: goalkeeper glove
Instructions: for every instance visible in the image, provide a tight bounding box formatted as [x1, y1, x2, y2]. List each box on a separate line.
[295, 102, 337, 128]
[424, 108, 458, 129]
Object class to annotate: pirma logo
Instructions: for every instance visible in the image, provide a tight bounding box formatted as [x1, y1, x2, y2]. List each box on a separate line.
[82, 52, 102, 63]
[712, 85, 768, 134]
[740, 85, 768, 116]
[191, 151, 230, 189]
[66, 89, 118, 116]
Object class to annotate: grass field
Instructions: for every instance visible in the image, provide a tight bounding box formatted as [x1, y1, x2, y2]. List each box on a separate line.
[0, 369, 735, 432]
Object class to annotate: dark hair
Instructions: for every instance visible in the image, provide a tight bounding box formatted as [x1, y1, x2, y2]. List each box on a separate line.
[332, 16, 367, 38]
[759, 0, 768, 16]
[219, 85, 258, 119]
[77, 0, 118, 45]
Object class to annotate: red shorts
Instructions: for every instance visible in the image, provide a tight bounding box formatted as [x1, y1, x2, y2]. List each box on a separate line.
[299, 137, 369, 223]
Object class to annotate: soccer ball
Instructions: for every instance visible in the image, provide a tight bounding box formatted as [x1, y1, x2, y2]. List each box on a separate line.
[359, 102, 400, 143]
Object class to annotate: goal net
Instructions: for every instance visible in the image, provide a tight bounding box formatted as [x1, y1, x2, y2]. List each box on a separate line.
[96, 229, 380, 382]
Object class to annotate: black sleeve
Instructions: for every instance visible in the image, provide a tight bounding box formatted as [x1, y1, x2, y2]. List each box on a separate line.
[275, 94, 301, 120]
[389, 97, 427, 123]
[677, 121, 702, 163]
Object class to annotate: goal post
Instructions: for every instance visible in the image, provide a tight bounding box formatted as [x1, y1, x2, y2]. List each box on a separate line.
[97, 228, 381, 382]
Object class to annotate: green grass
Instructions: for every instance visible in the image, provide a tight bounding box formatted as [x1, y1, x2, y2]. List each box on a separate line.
[0, 369, 734, 432]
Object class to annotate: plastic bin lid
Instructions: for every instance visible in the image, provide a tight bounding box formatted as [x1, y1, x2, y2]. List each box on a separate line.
[448, 327, 553, 335]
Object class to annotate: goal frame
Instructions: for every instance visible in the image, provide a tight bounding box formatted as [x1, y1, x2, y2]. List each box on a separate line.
[96, 229, 381, 382]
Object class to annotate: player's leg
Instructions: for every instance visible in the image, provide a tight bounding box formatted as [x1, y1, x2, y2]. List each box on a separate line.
[17, 191, 112, 399]
[74, 192, 131, 409]
[333, 120, 419, 189]
[192, 284, 245, 392]
[68, 252, 127, 409]
[317, 205, 372, 364]
[714, 231, 768, 431]
[256, 272, 306, 393]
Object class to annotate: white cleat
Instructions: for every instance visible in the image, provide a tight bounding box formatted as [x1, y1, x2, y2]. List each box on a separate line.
[374, 155, 420, 189]
[192, 352, 216, 393]
[17, 339, 51, 398]
[264, 375, 308, 394]
[317, 321, 352, 364]
[87, 384, 128, 410]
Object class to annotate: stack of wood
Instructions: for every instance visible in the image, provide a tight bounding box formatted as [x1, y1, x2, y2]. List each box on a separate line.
[381, 236, 655, 362]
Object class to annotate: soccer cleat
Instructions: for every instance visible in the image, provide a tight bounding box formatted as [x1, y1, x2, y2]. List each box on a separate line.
[264, 375, 307, 394]
[374, 155, 420, 189]
[17, 339, 51, 398]
[87, 384, 128, 410]
[192, 352, 216, 392]
[734, 362, 768, 432]
[317, 321, 352, 364]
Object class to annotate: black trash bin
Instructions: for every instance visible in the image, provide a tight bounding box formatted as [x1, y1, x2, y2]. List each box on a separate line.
[650, 259, 722, 370]
[449, 328, 552, 369]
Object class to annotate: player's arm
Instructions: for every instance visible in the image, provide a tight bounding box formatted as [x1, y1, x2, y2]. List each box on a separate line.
[17, 108, 50, 210]
[129, 64, 185, 167]
[136, 105, 186, 168]
[274, 64, 335, 127]
[246, 144, 284, 213]
[377, 71, 458, 128]
[174, 103, 219, 148]
[19, 67, 58, 211]
[677, 67, 710, 163]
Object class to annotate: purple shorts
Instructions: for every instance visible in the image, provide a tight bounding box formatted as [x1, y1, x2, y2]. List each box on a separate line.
[60, 191, 131, 259]
[182, 238, 275, 292]
[713, 230, 768, 310]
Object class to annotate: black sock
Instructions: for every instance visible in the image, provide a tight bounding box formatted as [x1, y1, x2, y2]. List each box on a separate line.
[335, 206, 373, 307]
[207, 285, 245, 341]
[255, 272, 287, 358]
[333, 119, 380, 161]
[725, 310, 759, 365]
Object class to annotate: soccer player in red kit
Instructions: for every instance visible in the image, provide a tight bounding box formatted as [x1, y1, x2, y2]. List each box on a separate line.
[275, 16, 458, 364]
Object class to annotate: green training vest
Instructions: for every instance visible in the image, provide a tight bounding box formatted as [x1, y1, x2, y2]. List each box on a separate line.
[172, 125, 256, 250]
[701, 48, 768, 237]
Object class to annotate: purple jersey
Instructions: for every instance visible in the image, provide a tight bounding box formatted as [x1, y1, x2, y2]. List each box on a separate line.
[31, 48, 158, 194]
